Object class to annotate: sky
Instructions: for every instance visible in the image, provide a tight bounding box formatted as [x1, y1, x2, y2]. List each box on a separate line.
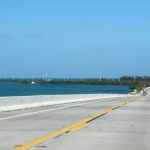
[0, 0, 150, 78]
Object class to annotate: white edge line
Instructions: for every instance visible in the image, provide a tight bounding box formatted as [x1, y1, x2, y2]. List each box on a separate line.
[0, 99, 110, 121]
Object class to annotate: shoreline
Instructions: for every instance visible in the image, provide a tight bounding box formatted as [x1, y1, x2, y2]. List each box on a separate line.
[1, 86, 149, 113]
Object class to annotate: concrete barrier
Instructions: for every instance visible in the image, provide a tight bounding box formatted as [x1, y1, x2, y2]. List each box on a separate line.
[0, 94, 132, 112]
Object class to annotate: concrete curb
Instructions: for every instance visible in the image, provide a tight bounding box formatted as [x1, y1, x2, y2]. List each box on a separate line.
[0, 94, 133, 112]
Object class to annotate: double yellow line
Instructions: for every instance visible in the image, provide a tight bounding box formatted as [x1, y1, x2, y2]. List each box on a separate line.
[16, 99, 135, 150]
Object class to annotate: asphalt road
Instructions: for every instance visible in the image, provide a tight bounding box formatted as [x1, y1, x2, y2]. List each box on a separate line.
[0, 92, 149, 150]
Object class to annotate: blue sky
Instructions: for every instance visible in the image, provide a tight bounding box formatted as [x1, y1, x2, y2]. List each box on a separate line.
[0, 0, 150, 78]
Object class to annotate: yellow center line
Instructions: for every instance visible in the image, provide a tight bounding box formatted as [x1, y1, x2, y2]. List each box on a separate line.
[70, 122, 88, 132]
[16, 99, 135, 150]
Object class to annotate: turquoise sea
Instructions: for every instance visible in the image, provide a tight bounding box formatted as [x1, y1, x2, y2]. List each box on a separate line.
[0, 82, 131, 97]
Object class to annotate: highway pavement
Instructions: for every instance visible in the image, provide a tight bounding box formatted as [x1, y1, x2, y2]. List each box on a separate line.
[0, 92, 149, 150]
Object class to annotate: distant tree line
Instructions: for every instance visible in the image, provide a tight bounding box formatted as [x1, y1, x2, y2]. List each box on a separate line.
[120, 76, 150, 82]
[0, 76, 150, 92]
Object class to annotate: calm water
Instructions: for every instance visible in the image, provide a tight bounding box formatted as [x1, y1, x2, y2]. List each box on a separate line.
[0, 82, 131, 97]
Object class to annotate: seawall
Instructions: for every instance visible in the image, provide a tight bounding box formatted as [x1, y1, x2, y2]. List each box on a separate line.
[0, 94, 132, 112]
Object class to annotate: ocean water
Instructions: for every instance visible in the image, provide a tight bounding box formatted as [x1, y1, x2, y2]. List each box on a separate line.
[0, 82, 131, 97]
